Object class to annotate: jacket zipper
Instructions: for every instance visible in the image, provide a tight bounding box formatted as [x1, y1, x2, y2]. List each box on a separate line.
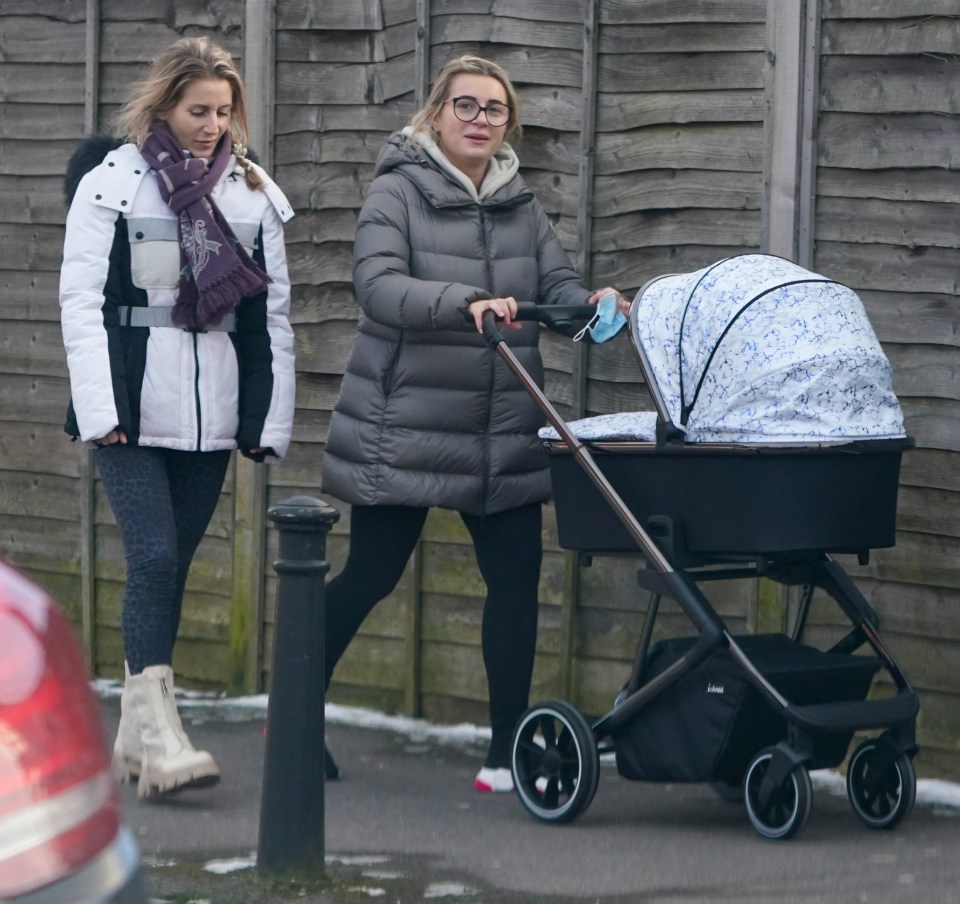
[193, 333, 202, 450]
[479, 206, 493, 513]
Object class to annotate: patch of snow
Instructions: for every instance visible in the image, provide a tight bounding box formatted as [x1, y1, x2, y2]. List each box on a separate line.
[424, 881, 477, 898]
[203, 855, 255, 874]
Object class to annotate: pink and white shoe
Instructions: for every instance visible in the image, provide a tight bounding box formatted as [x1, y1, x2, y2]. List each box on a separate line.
[473, 766, 514, 793]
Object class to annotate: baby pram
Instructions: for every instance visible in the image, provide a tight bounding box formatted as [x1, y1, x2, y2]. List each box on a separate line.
[483, 254, 919, 840]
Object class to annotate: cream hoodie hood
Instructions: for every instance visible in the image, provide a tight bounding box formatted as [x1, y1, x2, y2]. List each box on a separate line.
[401, 125, 520, 202]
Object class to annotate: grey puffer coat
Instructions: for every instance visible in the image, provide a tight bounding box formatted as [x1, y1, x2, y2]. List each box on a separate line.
[321, 130, 591, 515]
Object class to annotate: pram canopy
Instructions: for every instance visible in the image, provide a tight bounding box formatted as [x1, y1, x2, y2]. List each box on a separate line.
[542, 254, 905, 446]
[634, 253, 905, 444]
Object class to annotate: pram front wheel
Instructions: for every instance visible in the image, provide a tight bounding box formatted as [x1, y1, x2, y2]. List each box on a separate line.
[744, 748, 813, 840]
[846, 738, 916, 829]
[511, 700, 599, 824]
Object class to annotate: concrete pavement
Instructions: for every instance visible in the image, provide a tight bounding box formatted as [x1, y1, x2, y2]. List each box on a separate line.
[98, 694, 960, 904]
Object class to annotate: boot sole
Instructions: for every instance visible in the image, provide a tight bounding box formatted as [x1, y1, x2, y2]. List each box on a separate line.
[138, 768, 221, 800]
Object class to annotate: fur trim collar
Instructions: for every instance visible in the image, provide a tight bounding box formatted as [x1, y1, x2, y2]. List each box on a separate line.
[64, 135, 125, 208]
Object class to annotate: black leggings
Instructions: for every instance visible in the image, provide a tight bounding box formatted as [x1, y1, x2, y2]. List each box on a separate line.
[95, 444, 231, 675]
[325, 503, 542, 765]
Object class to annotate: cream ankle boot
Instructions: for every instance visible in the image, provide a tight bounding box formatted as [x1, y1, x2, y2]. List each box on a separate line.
[111, 661, 142, 784]
[132, 664, 220, 799]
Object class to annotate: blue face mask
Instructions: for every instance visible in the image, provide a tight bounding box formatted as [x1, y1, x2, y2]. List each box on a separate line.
[574, 292, 627, 343]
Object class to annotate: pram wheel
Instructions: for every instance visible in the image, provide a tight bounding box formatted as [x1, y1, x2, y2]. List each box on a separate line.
[744, 747, 813, 840]
[511, 700, 599, 823]
[846, 738, 916, 829]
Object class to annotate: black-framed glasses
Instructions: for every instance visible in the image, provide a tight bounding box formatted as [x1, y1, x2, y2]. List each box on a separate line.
[446, 96, 512, 127]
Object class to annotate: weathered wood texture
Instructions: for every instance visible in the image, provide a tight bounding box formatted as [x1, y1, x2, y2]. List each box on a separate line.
[1, 0, 958, 780]
[812, 4, 960, 778]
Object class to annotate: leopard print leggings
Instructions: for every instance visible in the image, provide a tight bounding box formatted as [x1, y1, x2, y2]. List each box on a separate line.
[95, 444, 230, 674]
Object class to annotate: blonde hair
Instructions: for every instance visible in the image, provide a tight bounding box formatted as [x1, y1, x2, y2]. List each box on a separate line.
[409, 55, 522, 146]
[114, 36, 263, 189]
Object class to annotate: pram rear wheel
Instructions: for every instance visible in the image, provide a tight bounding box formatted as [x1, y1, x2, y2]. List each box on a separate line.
[743, 748, 812, 840]
[846, 738, 916, 829]
[511, 700, 599, 824]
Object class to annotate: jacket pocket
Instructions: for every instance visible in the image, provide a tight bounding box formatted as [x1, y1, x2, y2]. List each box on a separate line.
[128, 216, 180, 289]
[381, 334, 403, 396]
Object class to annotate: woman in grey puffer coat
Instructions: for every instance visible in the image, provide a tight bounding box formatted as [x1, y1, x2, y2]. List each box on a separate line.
[321, 55, 626, 792]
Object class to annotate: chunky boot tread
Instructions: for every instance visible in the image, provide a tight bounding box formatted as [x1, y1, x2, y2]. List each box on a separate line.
[129, 665, 221, 800]
[137, 760, 221, 799]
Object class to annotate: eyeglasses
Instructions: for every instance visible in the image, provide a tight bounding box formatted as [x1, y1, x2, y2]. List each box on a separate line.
[446, 97, 512, 127]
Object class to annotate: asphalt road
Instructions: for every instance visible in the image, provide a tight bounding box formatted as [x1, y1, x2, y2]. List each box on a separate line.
[99, 696, 960, 904]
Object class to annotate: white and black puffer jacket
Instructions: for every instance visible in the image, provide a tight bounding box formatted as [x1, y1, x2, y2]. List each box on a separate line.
[60, 137, 296, 459]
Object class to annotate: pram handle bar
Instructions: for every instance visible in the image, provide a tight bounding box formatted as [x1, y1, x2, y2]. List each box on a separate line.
[484, 301, 682, 445]
[481, 308, 677, 574]
[510, 302, 596, 334]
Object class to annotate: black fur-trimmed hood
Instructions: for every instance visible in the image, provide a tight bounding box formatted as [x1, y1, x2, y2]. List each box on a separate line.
[64, 134, 125, 208]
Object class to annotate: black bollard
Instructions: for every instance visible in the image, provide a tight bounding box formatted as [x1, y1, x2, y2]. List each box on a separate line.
[258, 495, 340, 879]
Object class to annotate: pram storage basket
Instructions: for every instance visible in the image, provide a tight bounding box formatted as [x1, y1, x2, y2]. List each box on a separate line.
[612, 633, 881, 784]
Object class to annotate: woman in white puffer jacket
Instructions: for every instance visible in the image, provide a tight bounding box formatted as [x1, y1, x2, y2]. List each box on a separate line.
[59, 36, 295, 800]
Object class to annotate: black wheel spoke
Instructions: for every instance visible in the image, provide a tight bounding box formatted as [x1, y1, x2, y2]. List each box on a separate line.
[543, 777, 560, 808]
[877, 789, 893, 816]
[539, 715, 557, 747]
[862, 782, 880, 811]
[517, 736, 546, 761]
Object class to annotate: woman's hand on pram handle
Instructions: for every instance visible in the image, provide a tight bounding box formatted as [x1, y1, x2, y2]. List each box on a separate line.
[508, 302, 597, 337]
[468, 296, 521, 333]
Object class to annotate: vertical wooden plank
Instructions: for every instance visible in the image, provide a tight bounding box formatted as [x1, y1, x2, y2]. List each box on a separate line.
[244, 0, 276, 170]
[231, 460, 266, 693]
[404, 0, 433, 717]
[79, 453, 96, 669]
[575, 0, 598, 289]
[796, 0, 822, 269]
[759, 0, 818, 630]
[761, 0, 805, 260]
[229, 0, 276, 693]
[558, 0, 598, 700]
[571, 0, 598, 416]
[415, 0, 432, 109]
[80, 0, 100, 670]
[84, 0, 100, 136]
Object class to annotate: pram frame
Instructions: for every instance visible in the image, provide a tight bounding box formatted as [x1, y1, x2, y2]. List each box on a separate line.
[483, 303, 920, 839]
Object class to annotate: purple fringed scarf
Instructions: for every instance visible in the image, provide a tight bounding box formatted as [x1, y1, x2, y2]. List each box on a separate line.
[141, 122, 271, 331]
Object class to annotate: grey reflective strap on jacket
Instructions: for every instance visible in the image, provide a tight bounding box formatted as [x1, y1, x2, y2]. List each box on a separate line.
[117, 306, 236, 332]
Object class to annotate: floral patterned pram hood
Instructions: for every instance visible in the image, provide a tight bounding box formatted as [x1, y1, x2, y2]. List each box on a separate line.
[634, 253, 905, 443]
[540, 254, 905, 445]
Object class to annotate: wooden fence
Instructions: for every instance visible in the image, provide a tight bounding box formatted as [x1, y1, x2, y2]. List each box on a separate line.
[0, 0, 957, 779]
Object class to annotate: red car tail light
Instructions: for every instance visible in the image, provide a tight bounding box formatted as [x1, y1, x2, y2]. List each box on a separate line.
[0, 565, 123, 899]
